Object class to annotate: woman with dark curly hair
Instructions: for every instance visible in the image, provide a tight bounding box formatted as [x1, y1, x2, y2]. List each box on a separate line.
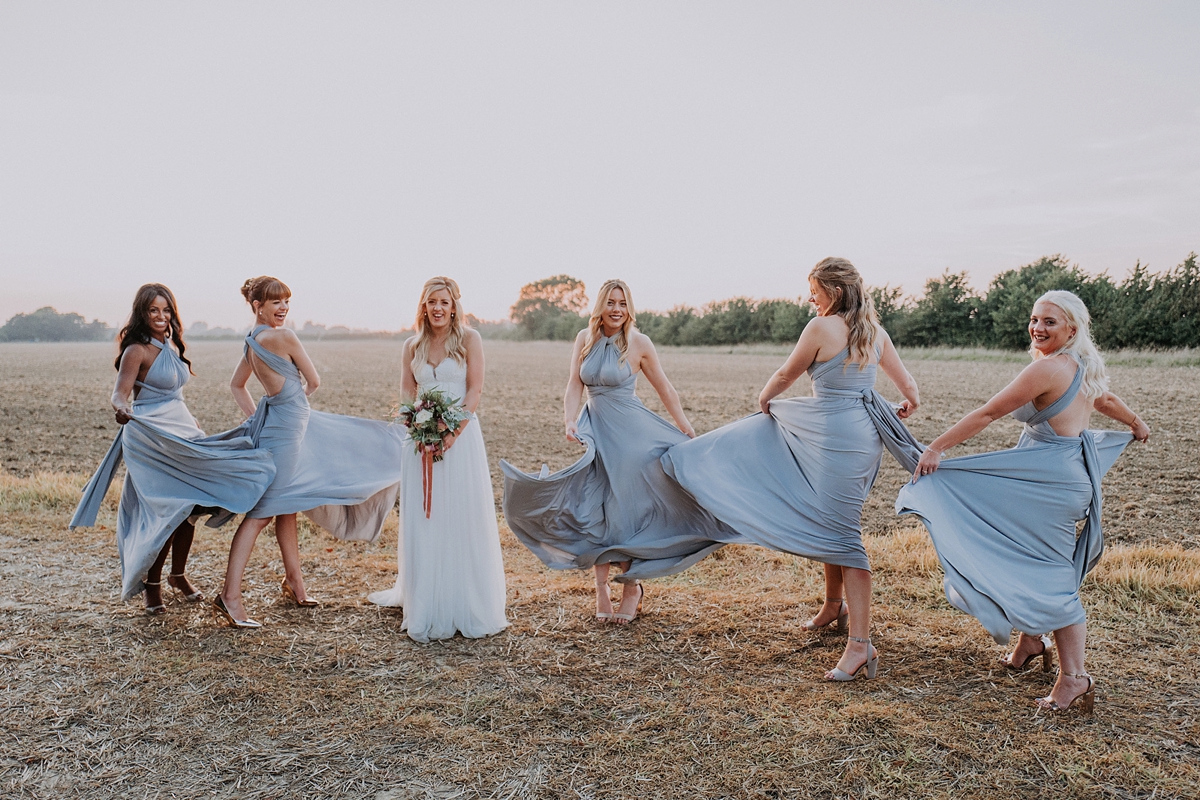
[71, 284, 276, 614]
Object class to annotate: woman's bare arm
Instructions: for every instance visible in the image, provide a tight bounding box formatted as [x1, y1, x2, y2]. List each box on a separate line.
[1094, 392, 1150, 441]
[563, 330, 587, 442]
[111, 345, 148, 423]
[634, 333, 694, 437]
[876, 329, 920, 418]
[229, 356, 258, 418]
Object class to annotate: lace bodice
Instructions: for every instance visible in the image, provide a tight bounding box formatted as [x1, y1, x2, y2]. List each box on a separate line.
[414, 357, 468, 399]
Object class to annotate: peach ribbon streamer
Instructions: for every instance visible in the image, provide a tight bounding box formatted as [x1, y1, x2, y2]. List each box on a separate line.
[421, 446, 434, 519]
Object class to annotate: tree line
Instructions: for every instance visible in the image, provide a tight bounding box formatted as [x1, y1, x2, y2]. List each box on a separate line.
[0, 307, 112, 342]
[508, 254, 1200, 350]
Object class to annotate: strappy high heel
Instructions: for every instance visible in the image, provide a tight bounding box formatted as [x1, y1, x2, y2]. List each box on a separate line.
[612, 583, 644, 624]
[281, 578, 319, 608]
[167, 573, 203, 602]
[1036, 671, 1095, 713]
[824, 636, 878, 681]
[1002, 634, 1054, 673]
[212, 593, 262, 629]
[143, 580, 165, 616]
[803, 597, 848, 632]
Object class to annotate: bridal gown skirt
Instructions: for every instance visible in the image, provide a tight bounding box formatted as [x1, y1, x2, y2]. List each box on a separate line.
[369, 422, 509, 643]
[896, 428, 1133, 643]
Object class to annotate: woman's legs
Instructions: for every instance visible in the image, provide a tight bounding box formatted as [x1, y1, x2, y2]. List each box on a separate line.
[806, 563, 846, 628]
[594, 563, 614, 619]
[144, 530, 176, 613]
[220, 515, 272, 620]
[166, 520, 201, 598]
[826, 566, 874, 678]
[1038, 623, 1091, 709]
[274, 513, 312, 603]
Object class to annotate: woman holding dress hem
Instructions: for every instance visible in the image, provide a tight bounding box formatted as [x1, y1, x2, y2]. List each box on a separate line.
[900, 290, 1148, 712]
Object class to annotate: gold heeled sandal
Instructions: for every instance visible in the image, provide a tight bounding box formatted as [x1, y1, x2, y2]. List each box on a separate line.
[1036, 671, 1095, 713]
[803, 597, 848, 632]
[825, 636, 878, 681]
[1002, 634, 1054, 672]
[143, 580, 166, 616]
[167, 573, 204, 602]
[281, 578, 320, 608]
[212, 593, 262, 629]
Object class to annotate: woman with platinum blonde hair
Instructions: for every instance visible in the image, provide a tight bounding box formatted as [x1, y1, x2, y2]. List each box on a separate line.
[368, 277, 509, 642]
[898, 289, 1149, 712]
[501, 279, 744, 625]
[663, 257, 923, 682]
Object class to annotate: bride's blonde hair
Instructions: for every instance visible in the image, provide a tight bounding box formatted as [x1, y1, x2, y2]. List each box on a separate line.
[1030, 290, 1109, 400]
[809, 257, 878, 370]
[581, 279, 636, 364]
[410, 276, 468, 372]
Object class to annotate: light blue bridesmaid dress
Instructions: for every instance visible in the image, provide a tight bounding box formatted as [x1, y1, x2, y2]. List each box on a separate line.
[71, 338, 277, 600]
[661, 346, 923, 571]
[896, 361, 1133, 643]
[500, 333, 745, 582]
[222, 325, 406, 540]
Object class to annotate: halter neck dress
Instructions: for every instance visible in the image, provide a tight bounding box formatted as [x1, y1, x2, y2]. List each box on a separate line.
[500, 333, 745, 582]
[896, 359, 1134, 642]
[368, 356, 509, 642]
[661, 345, 923, 570]
[71, 338, 276, 600]
[225, 325, 406, 540]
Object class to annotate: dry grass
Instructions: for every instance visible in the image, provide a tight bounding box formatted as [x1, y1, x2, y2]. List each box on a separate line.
[1, 341, 1198, 799]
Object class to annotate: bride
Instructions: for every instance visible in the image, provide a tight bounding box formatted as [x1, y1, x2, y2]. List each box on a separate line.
[369, 276, 509, 642]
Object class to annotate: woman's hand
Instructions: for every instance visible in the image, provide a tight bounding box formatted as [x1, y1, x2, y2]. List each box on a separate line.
[678, 421, 696, 439]
[114, 407, 133, 425]
[1131, 418, 1150, 442]
[759, 393, 773, 416]
[565, 420, 580, 443]
[911, 448, 943, 482]
[896, 399, 919, 419]
[440, 432, 458, 454]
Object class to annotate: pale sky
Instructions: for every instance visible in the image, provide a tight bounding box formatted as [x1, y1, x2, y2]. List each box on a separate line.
[2, 2, 1198, 331]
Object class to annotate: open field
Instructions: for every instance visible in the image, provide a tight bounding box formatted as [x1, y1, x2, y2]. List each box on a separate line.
[1, 340, 1198, 798]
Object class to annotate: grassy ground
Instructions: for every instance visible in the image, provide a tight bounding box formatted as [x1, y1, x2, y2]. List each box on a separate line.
[1, 341, 1197, 798]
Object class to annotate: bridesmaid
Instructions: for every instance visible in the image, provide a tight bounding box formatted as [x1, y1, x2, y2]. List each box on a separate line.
[898, 290, 1148, 712]
[215, 276, 405, 628]
[501, 279, 744, 624]
[367, 276, 509, 642]
[662, 258, 922, 680]
[70, 284, 276, 612]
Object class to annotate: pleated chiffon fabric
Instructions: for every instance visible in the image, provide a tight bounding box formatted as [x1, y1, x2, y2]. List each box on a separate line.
[896, 362, 1133, 643]
[368, 357, 509, 642]
[219, 326, 406, 542]
[661, 347, 923, 571]
[70, 338, 277, 600]
[500, 333, 745, 583]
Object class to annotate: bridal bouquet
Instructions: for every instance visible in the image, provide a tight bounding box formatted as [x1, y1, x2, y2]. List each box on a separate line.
[390, 389, 470, 518]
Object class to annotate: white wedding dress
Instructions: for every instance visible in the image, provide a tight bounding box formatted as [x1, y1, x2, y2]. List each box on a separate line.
[368, 356, 509, 642]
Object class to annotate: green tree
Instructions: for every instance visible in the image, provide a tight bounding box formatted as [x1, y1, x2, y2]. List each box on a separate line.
[897, 271, 982, 347]
[870, 285, 910, 339]
[509, 275, 589, 340]
[1106, 253, 1200, 348]
[980, 255, 1116, 349]
[0, 307, 111, 342]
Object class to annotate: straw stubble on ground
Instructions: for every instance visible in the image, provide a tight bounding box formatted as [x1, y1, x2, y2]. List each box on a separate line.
[0, 340, 1197, 799]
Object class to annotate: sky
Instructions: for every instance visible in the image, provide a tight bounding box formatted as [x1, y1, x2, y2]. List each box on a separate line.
[1, 2, 1198, 331]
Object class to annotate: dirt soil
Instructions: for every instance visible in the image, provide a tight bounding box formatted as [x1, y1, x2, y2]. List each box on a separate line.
[0, 340, 1197, 799]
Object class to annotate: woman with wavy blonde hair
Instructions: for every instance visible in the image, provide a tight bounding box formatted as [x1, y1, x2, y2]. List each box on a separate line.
[899, 290, 1148, 712]
[663, 257, 923, 681]
[368, 276, 509, 642]
[502, 278, 743, 625]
